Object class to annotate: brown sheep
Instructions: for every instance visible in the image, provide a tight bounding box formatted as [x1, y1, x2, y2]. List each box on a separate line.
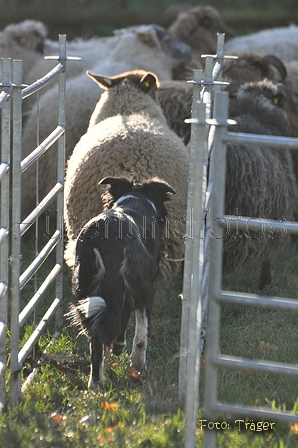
[168, 5, 235, 71]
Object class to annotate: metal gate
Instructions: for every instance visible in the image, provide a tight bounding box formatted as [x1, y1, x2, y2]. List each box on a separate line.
[0, 34, 77, 410]
[0, 58, 11, 413]
[180, 34, 298, 448]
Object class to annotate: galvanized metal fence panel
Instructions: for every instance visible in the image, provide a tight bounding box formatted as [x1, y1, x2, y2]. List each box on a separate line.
[0, 58, 11, 413]
[0, 34, 77, 409]
[179, 34, 235, 447]
[180, 33, 298, 448]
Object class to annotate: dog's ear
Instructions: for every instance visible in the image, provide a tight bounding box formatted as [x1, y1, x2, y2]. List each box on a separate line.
[99, 177, 133, 200]
[142, 179, 175, 203]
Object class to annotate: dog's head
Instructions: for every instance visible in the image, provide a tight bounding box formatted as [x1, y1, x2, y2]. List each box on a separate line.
[99, 176, 175, 208]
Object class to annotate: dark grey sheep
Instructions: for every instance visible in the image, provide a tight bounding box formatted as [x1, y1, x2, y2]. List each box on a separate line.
[157, 53, 288, 146]
[223, 80, 298, 289]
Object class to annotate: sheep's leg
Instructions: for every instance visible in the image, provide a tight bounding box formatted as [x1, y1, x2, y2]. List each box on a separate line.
[88, 336, 104, 391]
[131, 307, 148, 372]
[112, 301, 131, 356]
[259, 260, 272, 291]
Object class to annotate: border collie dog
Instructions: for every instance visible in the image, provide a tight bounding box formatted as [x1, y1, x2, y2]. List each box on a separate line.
[68, 176, 175, 390]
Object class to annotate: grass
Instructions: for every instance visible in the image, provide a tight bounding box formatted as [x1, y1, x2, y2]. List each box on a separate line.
[1, 234, 298, 446]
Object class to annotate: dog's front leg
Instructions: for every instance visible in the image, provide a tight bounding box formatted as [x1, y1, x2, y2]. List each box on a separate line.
[88, 336, 104, 391]
[131, 308, 148, 372]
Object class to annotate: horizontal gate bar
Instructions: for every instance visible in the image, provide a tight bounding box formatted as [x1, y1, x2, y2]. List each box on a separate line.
[0, 282, 7, 301]
[0, 162, 9, 182]
[19, 263, 62, 328]
[20, 182, 63, 236]
[216, 290, 298, 311]
[19, 230, 61, 289]
[0, 90, 10, 106]
[215, 214, 298, 234]
[18, 296, 62, 367]
[0, 322, 6, 341]
[0, 361, 5, 376]
[21, 62, 65, 100]
[210, 402, 298, 424]
[213, 354, 298, 376]
[223, 130, 298, 149]
[0, 228, 8, 246]
[21, 125, 65, 173]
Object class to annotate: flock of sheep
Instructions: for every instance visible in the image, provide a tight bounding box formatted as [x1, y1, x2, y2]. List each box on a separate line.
[2, 4, 298, 289]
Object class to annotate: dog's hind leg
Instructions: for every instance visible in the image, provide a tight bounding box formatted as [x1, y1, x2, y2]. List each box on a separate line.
[112, 300, 131, 356]
[131, 307, 148, 372]
[88, 336, 104, 391]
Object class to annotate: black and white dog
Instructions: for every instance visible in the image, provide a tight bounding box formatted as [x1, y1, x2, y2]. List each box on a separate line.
[68, 176, 175, 390]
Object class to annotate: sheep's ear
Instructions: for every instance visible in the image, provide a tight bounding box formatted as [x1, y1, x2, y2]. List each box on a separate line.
[86, 71, 120, 90]
[139, 73, 158, 93]
[99, 177, 133, 200]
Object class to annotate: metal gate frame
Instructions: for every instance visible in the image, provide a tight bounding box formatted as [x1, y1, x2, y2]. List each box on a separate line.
[0, 34, 79, 410]
[0, 58, 11, 413]
[180, 34, 298, 448]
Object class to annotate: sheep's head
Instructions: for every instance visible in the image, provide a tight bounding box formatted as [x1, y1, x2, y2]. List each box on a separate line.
[113, 24, 192, 68]
[3, 19, 47, 54]
[227, 80, 297, 137]
[87, 69, 159, 96]
[169, 5, 235, 55]
[222, 53, 287, 84]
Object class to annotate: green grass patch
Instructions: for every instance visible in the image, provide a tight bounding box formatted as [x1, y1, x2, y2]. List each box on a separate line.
[1, 237, 298, 446]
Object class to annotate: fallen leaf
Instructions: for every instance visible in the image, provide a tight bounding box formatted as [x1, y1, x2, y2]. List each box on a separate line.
[101, 401, 118, 411]
[126, 367, 146, 384]
[260, 341, 279, 351]
[49, 412, 67, 426]
[290, 423, 298, 434]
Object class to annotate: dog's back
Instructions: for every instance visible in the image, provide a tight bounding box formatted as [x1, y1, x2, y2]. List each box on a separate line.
[70, 177, 175, 348]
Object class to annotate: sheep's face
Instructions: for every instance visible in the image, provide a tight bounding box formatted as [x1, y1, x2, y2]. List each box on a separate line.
[169, 5, 235, 54]
[4, 19, 47, 54]
[228, 80, 296, 136]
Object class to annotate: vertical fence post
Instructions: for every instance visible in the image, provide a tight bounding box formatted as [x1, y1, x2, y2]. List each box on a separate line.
[55, 35, 66, 334]
[202, 91, 230, 448]
[179, 70, 203, 402]
[0, 58, 11, 412]
[10, 59, 23, 407]
[184, 97, 207, 448]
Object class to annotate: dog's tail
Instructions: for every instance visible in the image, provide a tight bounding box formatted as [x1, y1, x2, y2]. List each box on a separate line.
[68, 296, 122, 347]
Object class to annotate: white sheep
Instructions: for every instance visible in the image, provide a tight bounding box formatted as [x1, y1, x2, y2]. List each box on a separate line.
[25, 24, 192, 93]
[64, 69, 189, 281]
[21, 25, 192, 219]
[25, 35, 117, 86]
[0, 19, 47, 80]
[225, 24, 298, 63]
